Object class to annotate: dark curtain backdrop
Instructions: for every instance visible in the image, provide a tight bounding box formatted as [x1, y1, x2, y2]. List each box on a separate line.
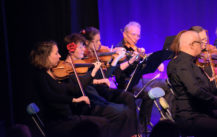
[98, 0, 217, 51]
[1, 0, 99, 126]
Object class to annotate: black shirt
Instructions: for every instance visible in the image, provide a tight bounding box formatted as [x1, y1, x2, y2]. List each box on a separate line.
[32, 68, 93, 122]
[167, 51, 217, 120]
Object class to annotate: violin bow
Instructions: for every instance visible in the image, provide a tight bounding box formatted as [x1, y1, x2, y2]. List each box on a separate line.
[92, 43, 107, 79]
[68, 53, 86, 96]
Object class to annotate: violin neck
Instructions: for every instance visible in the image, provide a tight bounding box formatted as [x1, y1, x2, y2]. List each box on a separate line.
[97, 51, 116, 56]
[74, 63, 94, 67]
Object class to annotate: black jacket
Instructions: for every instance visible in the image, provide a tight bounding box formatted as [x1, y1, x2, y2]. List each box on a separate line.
[167, 51, 217, 121]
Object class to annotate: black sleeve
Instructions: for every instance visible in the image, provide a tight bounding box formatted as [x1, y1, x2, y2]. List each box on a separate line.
[69, 71, 93, 88]
[91, 65, 117, 79]
[105, 66, 117, 77]
[79, 71, 94, 86]
[35, 71, 74, 104]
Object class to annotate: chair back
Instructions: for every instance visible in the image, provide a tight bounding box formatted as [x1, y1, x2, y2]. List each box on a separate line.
[26, 103, 46, 137]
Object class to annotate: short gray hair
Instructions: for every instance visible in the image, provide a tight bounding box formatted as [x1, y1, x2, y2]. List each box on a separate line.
[124, 21, 141, 32]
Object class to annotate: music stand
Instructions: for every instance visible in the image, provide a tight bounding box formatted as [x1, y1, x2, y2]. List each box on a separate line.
[163, 35, 176, 50]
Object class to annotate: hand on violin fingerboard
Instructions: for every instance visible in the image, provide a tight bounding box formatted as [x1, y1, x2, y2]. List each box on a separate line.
[111, 50, 126, 66]
[91, 62, 102, 77]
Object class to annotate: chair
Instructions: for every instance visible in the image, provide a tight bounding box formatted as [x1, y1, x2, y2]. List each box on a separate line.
[159, 97, 174, 121]
[164, 79, 194, 137]
[26, 103, 46, 137]
[147, 87, 167, 120]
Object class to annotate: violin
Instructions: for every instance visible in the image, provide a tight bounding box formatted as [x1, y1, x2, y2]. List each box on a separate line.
[124, 42, 147, 59]
[84, 46, 127, 64]
[84, 46, 114, 63]
[196, 44, 217, 68]
[123, 32, 146, 59]
[196, 44, 217, 85]
[52, 60, 94, 80]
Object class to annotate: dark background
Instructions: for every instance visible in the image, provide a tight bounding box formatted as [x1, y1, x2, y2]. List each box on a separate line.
[1, 0, 99, 127]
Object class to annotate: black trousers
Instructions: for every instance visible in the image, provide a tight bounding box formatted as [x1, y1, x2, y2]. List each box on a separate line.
[85, 85, 138, 137]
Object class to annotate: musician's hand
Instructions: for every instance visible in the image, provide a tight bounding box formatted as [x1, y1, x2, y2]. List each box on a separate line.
[93, 79, 111, 87]
[111, 48, 126, 66]
[116, 49, 126, 60]
[93, 61, 101, 70]
[130, 51, 139, 62]
[158, 63, 164, 72]
[91, 62, 101, 77]
[73, 96, 90, 105]
[138, 47, 145, 53]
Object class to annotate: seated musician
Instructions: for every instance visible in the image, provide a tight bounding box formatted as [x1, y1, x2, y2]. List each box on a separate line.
[61, 33, 139, 137]
[65, 27, 127, 79]
[189, 25, 217, 78]
[115, 21, 166, 90]
[167, 30, 217, 136]
[29, 41, 109, 137]
[79, 26, 171, 134]
[80, 27, 111, 58]
[114, 21, 169, 133]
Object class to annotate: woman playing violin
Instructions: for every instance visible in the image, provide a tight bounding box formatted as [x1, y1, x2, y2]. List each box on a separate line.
[80, 27, 110, 58]
[80, 27, 127, 65]
[62, 33, 139, 137]
[78, 27, 131, 79]
[29, 41, 111, 137]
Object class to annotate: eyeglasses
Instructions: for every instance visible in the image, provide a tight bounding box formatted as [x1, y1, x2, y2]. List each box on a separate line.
[126, 31, 141, 38]
[192, 41, 203, 46]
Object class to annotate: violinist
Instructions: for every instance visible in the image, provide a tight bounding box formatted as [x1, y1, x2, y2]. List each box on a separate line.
[189, 26, 217, 86]
[65, 29, 125, 79]
[167, 30, 217, 136]
[115, 21, 165, 89]
[79, 26, 130, 79]
[80, 27, 110, 58]
[114, 21, 167, 134]
[29, 41, 110, 137]
[62, 33, 139, 137]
